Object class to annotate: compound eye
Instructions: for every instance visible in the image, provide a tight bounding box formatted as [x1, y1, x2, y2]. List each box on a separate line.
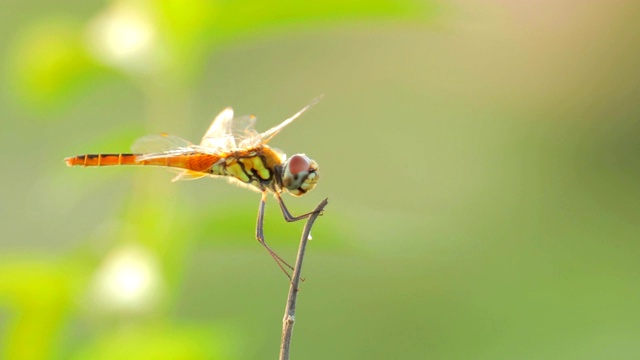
[288, 154, 311, 175]
[282, 154, 319, 196]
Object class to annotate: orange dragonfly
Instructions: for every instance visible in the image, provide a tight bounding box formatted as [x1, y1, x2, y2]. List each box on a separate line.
[66, 99, 321, 277]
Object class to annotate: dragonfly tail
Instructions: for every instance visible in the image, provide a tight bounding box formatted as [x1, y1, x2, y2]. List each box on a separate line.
[64, 154, 141, 167]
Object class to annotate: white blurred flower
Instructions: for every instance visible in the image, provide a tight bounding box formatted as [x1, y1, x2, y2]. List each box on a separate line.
[85, 1, 161, 74]
[90, 244, 163, 314]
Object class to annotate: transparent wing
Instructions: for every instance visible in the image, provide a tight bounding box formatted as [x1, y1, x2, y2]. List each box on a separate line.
[200, 107, 237, 150]
[227, 115, 260, 146]
[200, 107, 262, 151]
[199, 96, 322, 150]
[131, 134, 214, 182]
[171, 169, 209, 182]
[131, 133, 197, 161]
[246, 96, 323, 148]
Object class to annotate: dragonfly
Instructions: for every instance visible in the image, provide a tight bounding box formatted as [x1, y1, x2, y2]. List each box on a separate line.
[65, 99, 321, 278]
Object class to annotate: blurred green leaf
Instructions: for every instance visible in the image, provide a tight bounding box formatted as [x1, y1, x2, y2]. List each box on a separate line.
[8, 18, 106, 112]
[160, 0, 432, 79]
[213, 0, 428, 33]
[71, 324, 234, 360]
[0, 257, 88, 360]
[8, 0, 433, 110]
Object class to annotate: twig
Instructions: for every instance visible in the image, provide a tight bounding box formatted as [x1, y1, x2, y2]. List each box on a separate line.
[279, 197, 329, 360]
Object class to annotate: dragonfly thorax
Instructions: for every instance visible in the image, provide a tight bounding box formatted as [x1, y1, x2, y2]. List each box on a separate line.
[280, 154, 319, 196]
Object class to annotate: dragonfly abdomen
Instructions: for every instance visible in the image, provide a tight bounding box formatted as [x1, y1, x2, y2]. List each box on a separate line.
[65, 153, 140, 167]
[65, 153, 220, 172]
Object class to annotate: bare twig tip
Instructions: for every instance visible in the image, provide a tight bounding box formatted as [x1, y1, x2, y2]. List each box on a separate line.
[279, 197, 328, 360]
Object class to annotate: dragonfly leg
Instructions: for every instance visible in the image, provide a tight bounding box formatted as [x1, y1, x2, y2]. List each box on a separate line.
[275, 192, 323, 222]
[256, 191, 295, 278]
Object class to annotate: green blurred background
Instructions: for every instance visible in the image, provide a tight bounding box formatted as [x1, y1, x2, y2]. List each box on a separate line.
[2, 0, 640, 359]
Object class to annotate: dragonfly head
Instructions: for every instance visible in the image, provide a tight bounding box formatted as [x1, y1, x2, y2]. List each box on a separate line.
[281, 154, 319, 196]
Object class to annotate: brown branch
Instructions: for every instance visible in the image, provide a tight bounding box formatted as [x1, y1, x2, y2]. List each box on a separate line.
[279, 197, 329, 360]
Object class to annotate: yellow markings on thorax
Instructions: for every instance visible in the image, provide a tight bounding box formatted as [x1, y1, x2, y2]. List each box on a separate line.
[259, 146, 284, 171]
[239, 156, 271, 181]
[223, 155, 269, 184]
[219, 146, 283, 185]
[225, 159, 251, 183]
